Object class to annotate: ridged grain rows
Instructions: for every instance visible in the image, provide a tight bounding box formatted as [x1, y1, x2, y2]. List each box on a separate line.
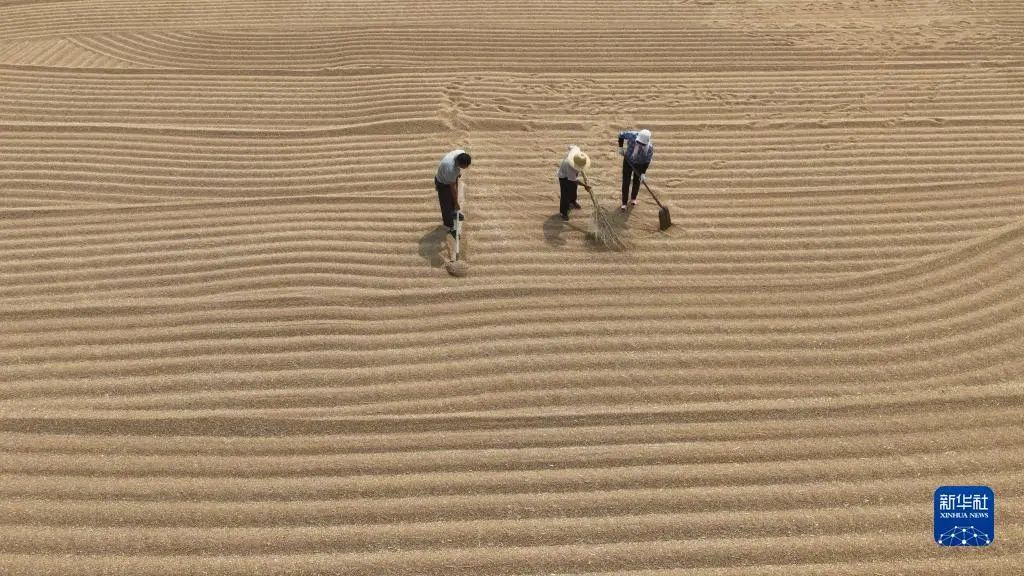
[1, 0, 1022, 574]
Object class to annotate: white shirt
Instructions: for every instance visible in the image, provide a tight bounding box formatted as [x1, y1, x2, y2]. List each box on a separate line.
[435, 149, 465, 185]
[556, 145, 582, 182]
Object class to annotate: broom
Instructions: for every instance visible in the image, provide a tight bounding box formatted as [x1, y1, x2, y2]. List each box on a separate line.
[579, 171, 627, 250]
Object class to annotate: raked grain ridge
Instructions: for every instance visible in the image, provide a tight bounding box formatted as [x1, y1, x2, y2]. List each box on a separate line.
[1, 0, 1022, 574]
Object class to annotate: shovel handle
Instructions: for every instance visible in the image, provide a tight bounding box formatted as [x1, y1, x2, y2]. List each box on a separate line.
[641, 180, 666, 210]
[623, 156, 666, 210]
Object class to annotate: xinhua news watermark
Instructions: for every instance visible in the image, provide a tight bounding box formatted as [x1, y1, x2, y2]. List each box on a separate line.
[934, 486, 994, 547]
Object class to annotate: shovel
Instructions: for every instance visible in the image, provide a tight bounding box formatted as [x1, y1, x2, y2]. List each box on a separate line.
[624, 156, 672, 231]
[642, 179, 672, 231]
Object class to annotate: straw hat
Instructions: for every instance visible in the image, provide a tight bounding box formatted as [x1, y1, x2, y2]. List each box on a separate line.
[571, 149, 591, 171]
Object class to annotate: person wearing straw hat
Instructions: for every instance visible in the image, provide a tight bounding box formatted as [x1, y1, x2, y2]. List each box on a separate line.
[434, 149, 471, 236]
[556, 145, 592, 221]
[617, 128, 655, 211]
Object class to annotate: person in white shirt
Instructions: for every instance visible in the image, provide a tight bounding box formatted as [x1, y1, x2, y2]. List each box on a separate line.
[434, 149, 471, 235]
[556, 145, 592, 221]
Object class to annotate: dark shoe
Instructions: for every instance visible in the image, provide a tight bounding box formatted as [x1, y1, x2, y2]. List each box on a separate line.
[448, 227, 457, 238]
[570, 201, 582, 209]
[560, 212, 570, 221]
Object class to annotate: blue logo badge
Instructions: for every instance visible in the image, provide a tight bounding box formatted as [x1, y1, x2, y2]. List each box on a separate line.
[934, 486, 994, 546]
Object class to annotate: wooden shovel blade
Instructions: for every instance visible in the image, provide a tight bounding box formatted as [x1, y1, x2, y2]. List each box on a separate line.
[658, 206, 672, 230]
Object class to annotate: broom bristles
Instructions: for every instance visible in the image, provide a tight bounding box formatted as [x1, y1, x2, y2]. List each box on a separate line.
[590, 205, 628, 250]
[579, 172, 627, 250]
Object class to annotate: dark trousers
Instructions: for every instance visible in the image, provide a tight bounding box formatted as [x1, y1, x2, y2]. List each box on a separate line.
[621, 158, 650, 204]
[558, 177, 579, 216]
[435, 178, 456, 228]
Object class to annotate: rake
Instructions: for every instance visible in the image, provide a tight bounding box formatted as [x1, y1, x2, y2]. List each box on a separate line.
[444, 211, 467, 277]
[444, 181, 468, 277]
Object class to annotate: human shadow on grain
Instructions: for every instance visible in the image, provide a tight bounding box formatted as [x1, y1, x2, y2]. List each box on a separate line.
[543, 213, 570, 247]
[418, 225, 449, 267]
[544, 211, 631, 252]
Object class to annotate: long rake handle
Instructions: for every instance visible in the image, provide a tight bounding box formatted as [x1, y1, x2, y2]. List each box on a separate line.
[452, 215, 461, 260]
[452, 179, 465, 260]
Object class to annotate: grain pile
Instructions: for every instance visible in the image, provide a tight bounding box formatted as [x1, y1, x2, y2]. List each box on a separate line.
[1, 1, 1022, 574]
